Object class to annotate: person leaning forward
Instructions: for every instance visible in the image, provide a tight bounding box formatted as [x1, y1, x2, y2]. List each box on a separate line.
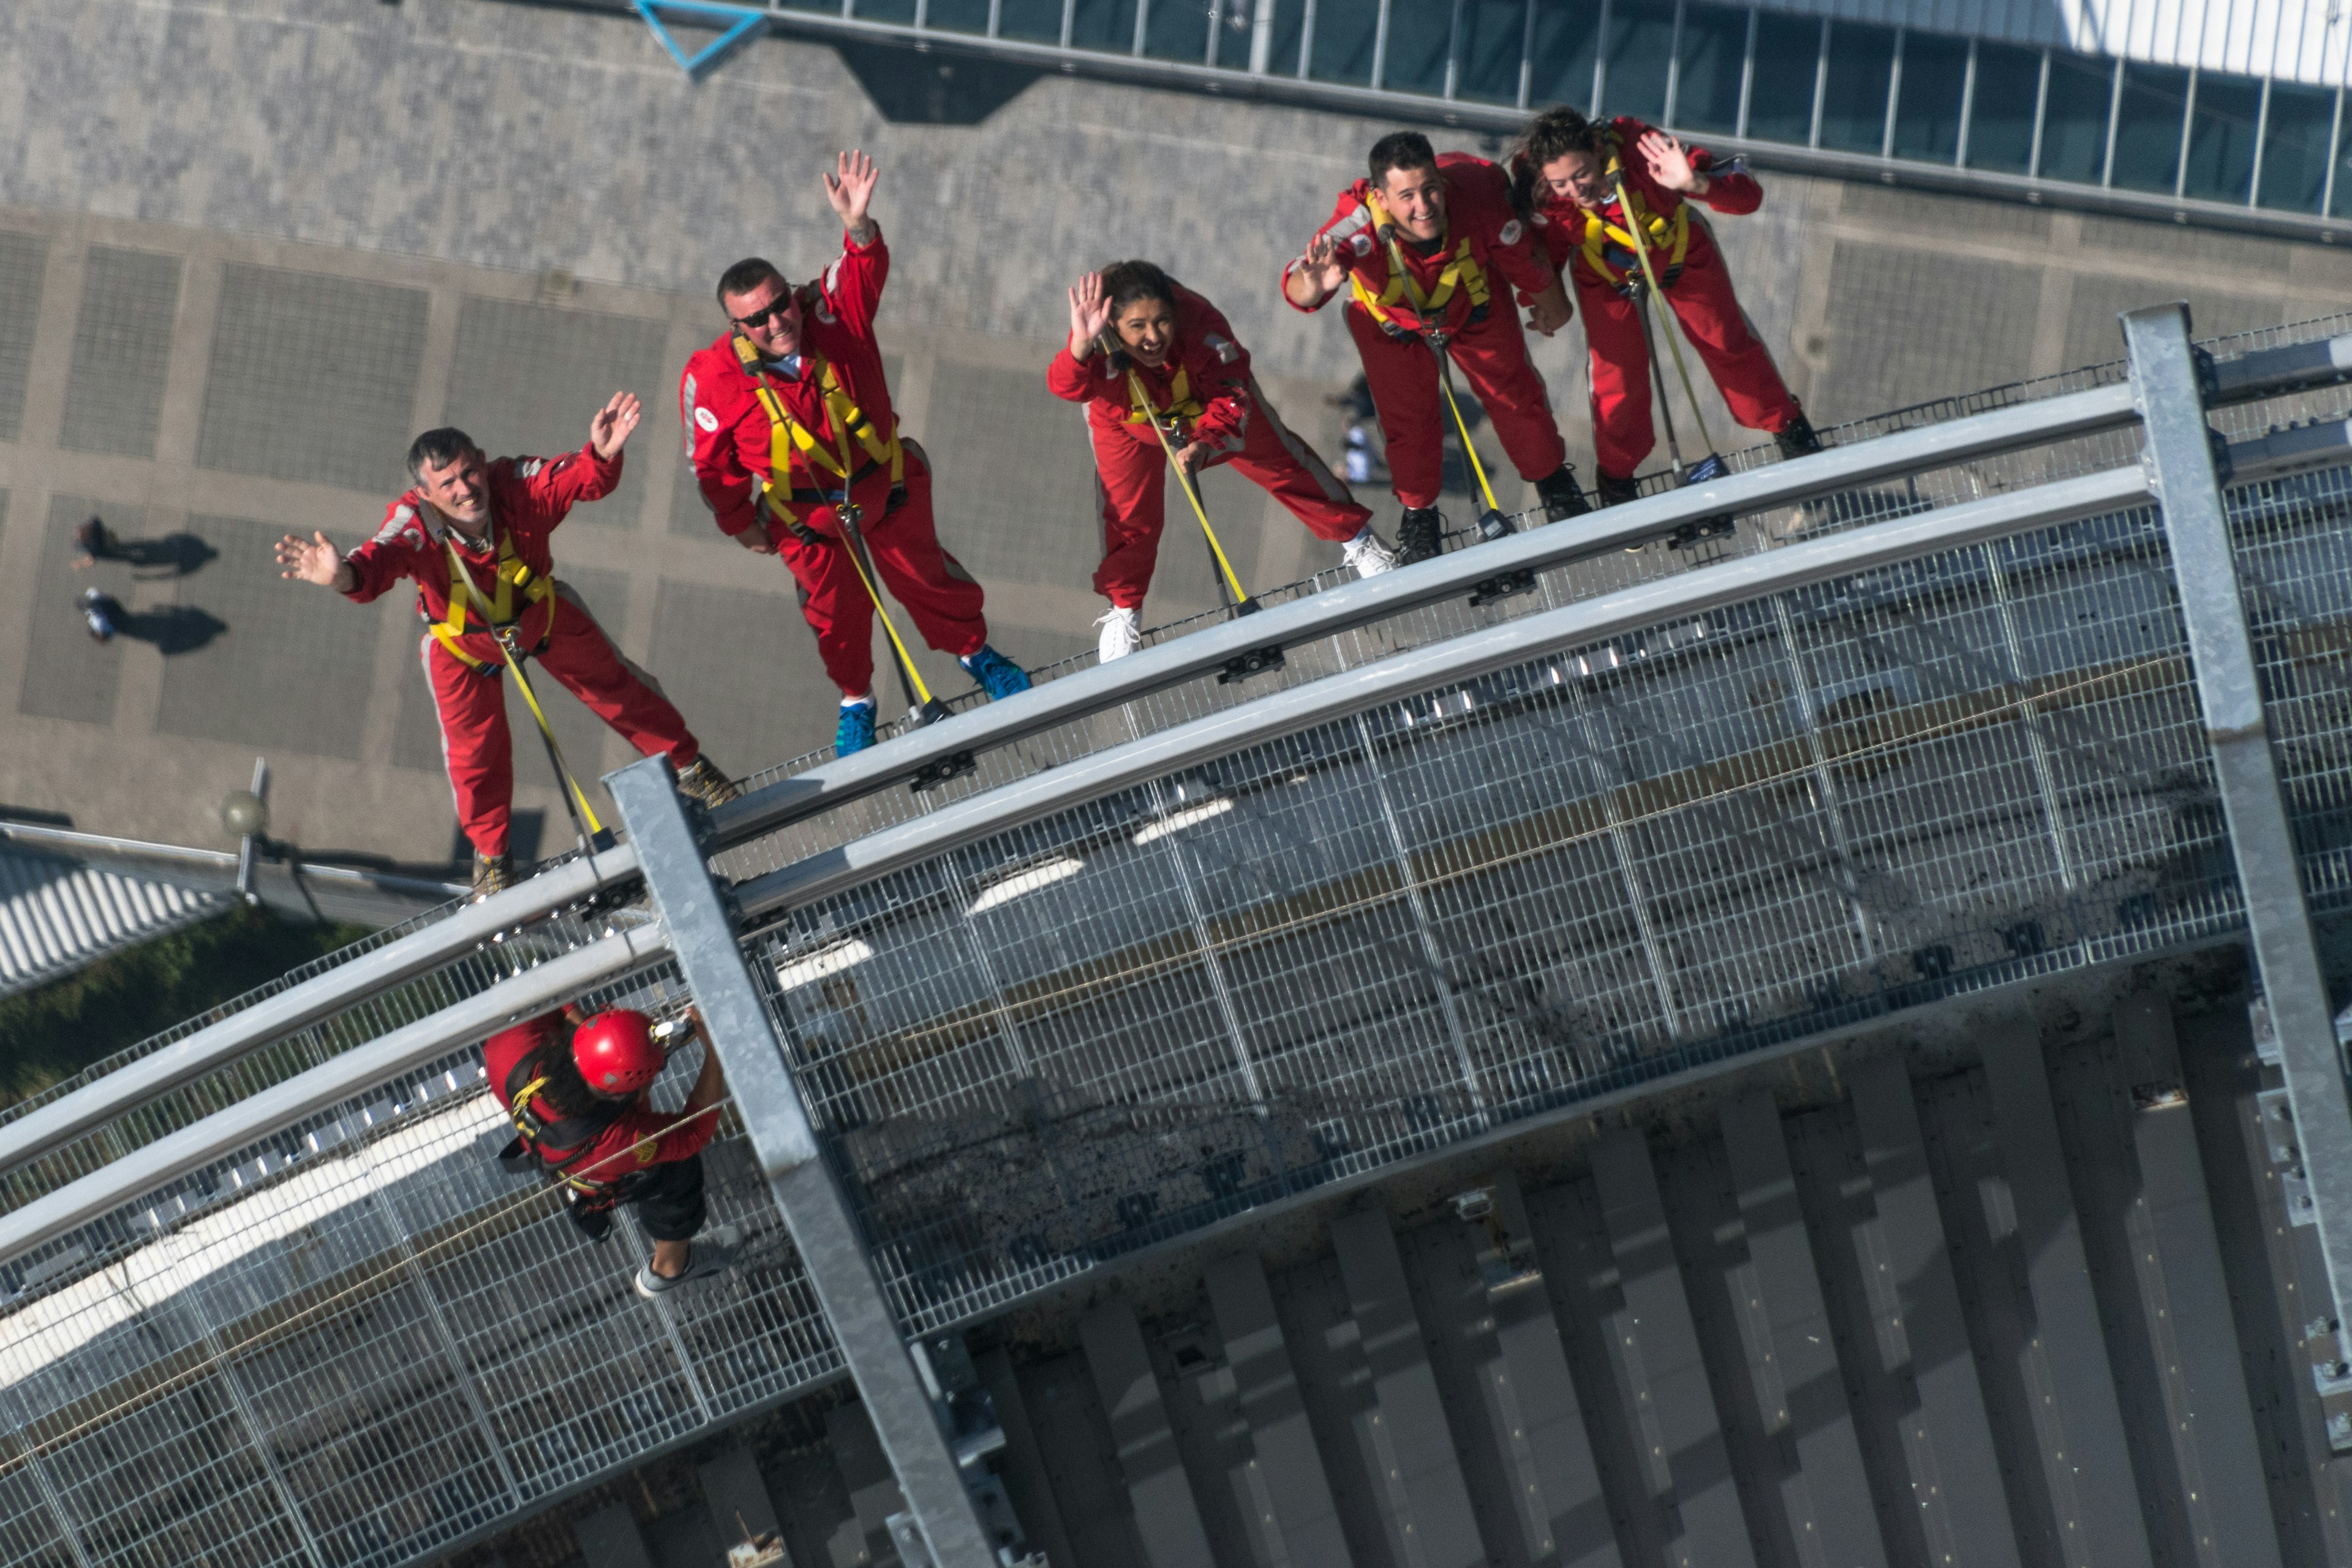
[275, 396, 739, 899]
[679, 149, 1031, 760]
[1283, 130, 1589, 566]
[484, 1005, 739, 1298]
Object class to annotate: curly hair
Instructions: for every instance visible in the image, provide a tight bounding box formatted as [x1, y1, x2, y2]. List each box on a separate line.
[1098, 260, 1178, 314]
[1507, 105, 1607, 211]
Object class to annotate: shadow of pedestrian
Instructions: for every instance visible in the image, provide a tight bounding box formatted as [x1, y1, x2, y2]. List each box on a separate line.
[75, 518, 218, 578]
[84, 594, 228, 654]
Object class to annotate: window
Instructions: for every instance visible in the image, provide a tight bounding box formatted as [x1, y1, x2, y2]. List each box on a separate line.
[2258, 81, 2337, 213]
[2110, 62, 2188, 191]
[1966, 43, 2041, 173]
[1601, 0, 1676, 122]
[2180, 72, 2262, 203]
[1891, 32, 1968, 163]
[1528, 0, 1604, 112]
[855, 0, 917, 20]
[924, 0, 992, 32]
[1143, 0, 1210, 62]
[1744, 12, 1820, 143]
[1268, 0, 1309, 74]
[1457, 0, 1531, 105]
[2037, 55, 2113, 183]
[1674, 4, 1748, 135]
[1070, 0, 1139, 51]
[998, 0, 1066, 43]
[1310, 0, 1380, 83]
[1384, 0, 1453, 95]
[1819, 21, 1896, 153]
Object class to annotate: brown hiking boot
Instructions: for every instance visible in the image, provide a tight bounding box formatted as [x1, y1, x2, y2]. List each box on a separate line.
[674, 757, 742, 809]
[471, 851, 511, 900]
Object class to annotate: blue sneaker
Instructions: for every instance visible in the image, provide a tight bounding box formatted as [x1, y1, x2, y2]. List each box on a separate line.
[960, 644, 1030, 700]
[834, 699, 876, 755]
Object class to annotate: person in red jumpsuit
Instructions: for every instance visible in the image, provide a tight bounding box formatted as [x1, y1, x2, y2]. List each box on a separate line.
[680, 151, 1030, 758]
[1050, 260, 1396, 662]
[1509, 106, 1820, 506]
[484, 1005, 737, 1298]
[274, 395, 736, 898]
[1283, 130, 1588, 565]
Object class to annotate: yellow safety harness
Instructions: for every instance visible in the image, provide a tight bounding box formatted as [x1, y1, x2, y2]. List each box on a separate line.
[1125, 363, 1204, 427]
[1577, 136, 1692, 292]
[1111, 349, 1251, 608]
[1349, 191, 1490, 338]
[731, 333, 903, 524]
[426, 526, 554, 673]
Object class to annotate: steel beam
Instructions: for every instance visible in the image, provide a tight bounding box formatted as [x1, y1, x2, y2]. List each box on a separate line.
[2124, 303, 2352, 1346]
[604, 756, 996, 1568]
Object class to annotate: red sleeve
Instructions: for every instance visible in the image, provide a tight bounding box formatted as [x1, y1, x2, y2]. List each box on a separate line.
[1046, 345, 1099, 404]
[570, 1093, 722, 1184]
[1282, 190, 1372, 314]
[681, 351, 767, 540]
[339, 496, 433, 605]
[1689, 147, 1763, 216]
[481, 1013, 565, 1110]
[815, 228, 889, 341]
[1450, 158, 1555, 300]
[516, 442, 622, 522]
[1178, 293, 1255, 454]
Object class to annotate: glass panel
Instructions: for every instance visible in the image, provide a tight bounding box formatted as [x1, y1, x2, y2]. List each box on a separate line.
[1384, 0, 1453, 94]
[854, 0, 916, 20]
[1271, 0, 1310, 73]
[1966, 42, 2040, 172]
[1144, 0, 1210, 62]
[1891, 32, 1968, 162]
[998, 0, 1066, 42]
[2181, 72, 2262, 203]
[1673, 3, 1746, 134]
[1745, 11, 1820, 143]
[1458, 0, 1529, 105]
[925, 0, 992, 31]
[1311, 0, 1381, 83]
[2258, 81, 2336, 213]
[1070, 0, 1139, 51]
[1600, 0, 1675, 121]
[1529, 0, 1603, 111]
[1819, 21, 1896, 153]
[2110, 62, 2188, 192]
[2037, 55, 2112, 183]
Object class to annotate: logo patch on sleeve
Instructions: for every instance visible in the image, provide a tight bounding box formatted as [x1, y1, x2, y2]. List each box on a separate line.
[695, 407, 720, 432]
[1499, 218, 1524, 244]
[1205, 333, 1238, 364]
[1350, 233, 1373, 256]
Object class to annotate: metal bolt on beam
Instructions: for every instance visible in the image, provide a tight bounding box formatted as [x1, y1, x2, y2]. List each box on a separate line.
[2122, 301, 2352, 1341]
[603, 756, 999, 1568]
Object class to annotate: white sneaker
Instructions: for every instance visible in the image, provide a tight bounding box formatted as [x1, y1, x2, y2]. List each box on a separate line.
[1095, 606, 1142, 662]
[1342, 527, 1398, 578]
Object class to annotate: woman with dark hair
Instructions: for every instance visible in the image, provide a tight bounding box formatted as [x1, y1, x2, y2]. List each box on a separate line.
[1049, 260, 1395, 663]
[1509, 105, 1819, 506]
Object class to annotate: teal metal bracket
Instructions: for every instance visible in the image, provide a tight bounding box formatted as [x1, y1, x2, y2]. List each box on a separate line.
[633, 0, 768, 79]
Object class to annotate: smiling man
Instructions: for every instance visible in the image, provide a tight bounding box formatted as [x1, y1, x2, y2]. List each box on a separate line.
[680, 150, 1028, 757]
[1283, 130, 1587, 565]
[275, 395, 736, 897]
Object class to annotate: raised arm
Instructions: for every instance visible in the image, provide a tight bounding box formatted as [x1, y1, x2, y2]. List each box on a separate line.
[816, 150, 891, 336]
[1047, 273, 1114, 402]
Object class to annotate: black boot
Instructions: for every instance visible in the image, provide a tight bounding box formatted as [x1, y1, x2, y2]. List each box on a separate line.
[1596, 472, 1642, 507]
[1536, 465, 1591, 519]
[1396, 506, 1444, 565]
[1775, 411, 1823, 460]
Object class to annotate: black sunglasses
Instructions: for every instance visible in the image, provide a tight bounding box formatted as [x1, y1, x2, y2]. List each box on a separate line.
[731, 294, 797, 332]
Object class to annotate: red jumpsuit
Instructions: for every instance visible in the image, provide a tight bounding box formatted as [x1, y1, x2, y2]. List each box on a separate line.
[484, 1013, 720, 1185]
[1520, 117, 1803, 484]
[342, 446, 704, 861]
[1284, 153, 1567, 511]
[680, 228, 989, 699]
[1046, 284, 1370, 610]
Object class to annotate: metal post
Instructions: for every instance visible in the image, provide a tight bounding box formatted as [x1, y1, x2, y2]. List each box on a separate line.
[1956, 37, 1975, 167]
[1808, 17, 1828, 148]
[1882, 26, 1902, 159]
[2122, 302, 2352, 1344]
[1249, 0, 1273, 74]
[2175, 67, 2197, 199]
[605, 757, 998, 1568]
[1735, 6, 1755, 137]
[2029, 50, 2048, 180]
[2100, 59, 2123, 186]
[2325, 86, 2344, 217]
[2250, 76, 2271, 208]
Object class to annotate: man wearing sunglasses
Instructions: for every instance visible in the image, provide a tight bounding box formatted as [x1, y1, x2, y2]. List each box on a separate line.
[679, 150, 1029, 756]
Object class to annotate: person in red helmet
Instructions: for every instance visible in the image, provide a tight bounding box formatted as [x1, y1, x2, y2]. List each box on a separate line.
[1283, 129, 1587, 565]
[680, 149, 1030, 758]
[1507, 105, 1819, 507]
[276, 400, 739, 899]
[483, 1004, 737, 1298]
[1050, 260, 1396, 662]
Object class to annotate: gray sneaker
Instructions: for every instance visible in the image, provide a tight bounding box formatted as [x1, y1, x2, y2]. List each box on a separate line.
[633, 1224, 741, 1298]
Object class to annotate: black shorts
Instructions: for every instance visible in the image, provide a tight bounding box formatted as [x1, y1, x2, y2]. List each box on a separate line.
[625, 1154, 707, 1243]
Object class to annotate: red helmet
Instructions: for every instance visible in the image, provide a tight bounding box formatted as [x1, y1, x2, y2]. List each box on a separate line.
[571, 1009, 663, 1096]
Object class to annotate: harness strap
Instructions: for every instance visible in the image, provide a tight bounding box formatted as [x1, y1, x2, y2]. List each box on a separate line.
[505, 1055, 638, 1196]
[1579, 135, 1692, 290]
[1352, 190, 1490, 338]
[732, 332, 903, 527]
[1125, 363, 1202, 426]
[428, 524, 555, 673]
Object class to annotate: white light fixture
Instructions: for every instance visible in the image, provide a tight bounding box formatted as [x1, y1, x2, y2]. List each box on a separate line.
[967, 856, 1084, 914]
[774, 938, 875, 992]
[1131, 797, 1234, 846]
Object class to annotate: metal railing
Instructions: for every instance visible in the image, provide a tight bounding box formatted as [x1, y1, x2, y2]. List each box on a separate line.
[3, 310, 2351, 1568]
